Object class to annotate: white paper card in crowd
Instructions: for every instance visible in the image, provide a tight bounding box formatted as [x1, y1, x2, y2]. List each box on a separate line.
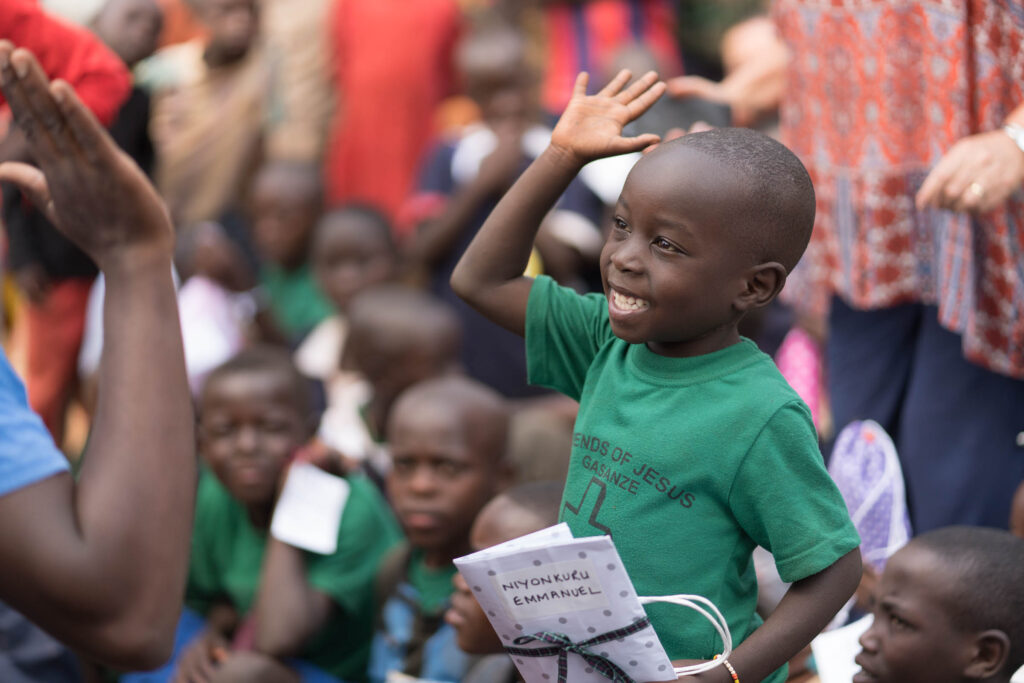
[812, 614, 873, 683]
[270, 463, 350, 555]
[454, 525, 675, 683]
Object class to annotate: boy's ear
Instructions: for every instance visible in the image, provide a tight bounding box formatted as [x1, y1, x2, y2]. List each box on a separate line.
[963, 630, 1010, 680]
[735, 262, 787, 312]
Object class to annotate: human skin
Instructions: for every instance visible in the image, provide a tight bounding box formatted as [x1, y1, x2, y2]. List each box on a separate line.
[450, 68, 861, 682]
[0, 43, 193, 669]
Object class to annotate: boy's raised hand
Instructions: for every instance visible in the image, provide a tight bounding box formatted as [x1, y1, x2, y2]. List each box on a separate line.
[550, 69, 666, 166]
[0, 42, 173, 274]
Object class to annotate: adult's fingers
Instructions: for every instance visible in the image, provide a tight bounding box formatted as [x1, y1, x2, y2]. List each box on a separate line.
[2, 48, 71, 163]
[51, 80, 110, 166]
[0, 161, 56, 223]
[666, 75, 723, 102]
[915, 156, 957, 210]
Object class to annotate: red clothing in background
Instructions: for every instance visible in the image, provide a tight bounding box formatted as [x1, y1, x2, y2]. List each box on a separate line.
[324, 0, 460, 223]
[541, 0, 682, 114]
[0, 0, 131, 127]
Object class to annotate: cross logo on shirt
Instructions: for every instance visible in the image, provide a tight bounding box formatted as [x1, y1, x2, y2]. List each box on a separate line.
[563, 476, 612, 536]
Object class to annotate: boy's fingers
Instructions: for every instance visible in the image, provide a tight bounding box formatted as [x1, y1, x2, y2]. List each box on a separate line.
[625, 81, 667, 120]
[597, 69, 632, 98]
[610, 133, 662, 155]
[571, 71, 590, 99]
[6, 49, 72, 161]
[616, 70, 660, 104]
[51, 80, 109, 165]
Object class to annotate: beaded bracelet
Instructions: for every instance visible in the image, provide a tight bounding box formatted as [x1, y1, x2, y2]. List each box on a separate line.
[713, 654, 740, 682]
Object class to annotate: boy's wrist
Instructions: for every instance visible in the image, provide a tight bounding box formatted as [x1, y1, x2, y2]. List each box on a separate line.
[542, 143, 589, 173]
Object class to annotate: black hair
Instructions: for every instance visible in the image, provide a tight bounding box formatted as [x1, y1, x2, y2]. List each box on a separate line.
[670, 127, 815, 272]
[346, 285, 463, 364]
[499, 480, 563, 526]
[912, 526, 1024, 672]
[392, 375, 510, 465]
[314, 203, 396, 253]
[201, 344, 312, 416]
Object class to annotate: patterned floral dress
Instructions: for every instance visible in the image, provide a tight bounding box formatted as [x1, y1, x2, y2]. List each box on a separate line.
[775, 0, 1024, 378]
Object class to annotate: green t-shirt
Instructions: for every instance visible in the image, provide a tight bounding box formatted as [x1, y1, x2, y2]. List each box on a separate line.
[525, 276, 859, 680]
[260, 263, 334, 340]
[407, 549, 458, 614]
[186, 471, 402, 681]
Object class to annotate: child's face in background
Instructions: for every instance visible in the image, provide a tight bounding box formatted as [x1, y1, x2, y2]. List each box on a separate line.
[312, 214, 396, 312]
[386, 401, 499, 565]
[854, 544, 976, 683]
[250, 175, 321, 271]
[195, 0, 259, 64]
[92, 0, 163, 67]
[198, 369, 307, 508]
[600, 144, 751, 357]
[447, 500, 534, 654]
[470, 71, 535, 133]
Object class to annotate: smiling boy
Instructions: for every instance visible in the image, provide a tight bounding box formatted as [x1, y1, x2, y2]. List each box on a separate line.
[451, 70, 861, 682]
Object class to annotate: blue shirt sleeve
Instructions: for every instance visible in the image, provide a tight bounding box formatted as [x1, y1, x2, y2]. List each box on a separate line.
[0, 349, 69, 497]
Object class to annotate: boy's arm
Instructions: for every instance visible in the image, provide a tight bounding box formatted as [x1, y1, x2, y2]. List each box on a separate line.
[253, 536, 334, 658]
[667, 549, 862, 683]
[450, 70, 664, 336]
[0, 45, 193, 669]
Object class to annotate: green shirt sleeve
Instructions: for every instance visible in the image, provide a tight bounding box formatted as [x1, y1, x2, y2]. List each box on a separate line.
[305, 475, 402, 613]
[185, 472, 227, 615]
[729, 401, 861, 583]
[525, 275, 615, 401]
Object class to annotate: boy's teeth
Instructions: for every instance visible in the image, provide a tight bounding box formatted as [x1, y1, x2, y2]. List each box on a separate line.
[612, 290, 649, 311]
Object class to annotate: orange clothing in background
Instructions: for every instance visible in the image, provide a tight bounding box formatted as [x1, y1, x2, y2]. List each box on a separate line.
[23, 278, 93, 446]
[156, 0, 206, 48]
[324, 0, 460, 222]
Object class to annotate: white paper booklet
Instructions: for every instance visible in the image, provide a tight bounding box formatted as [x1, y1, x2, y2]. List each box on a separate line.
[454, 523, 676, 683]
[270, 463, 351, 555]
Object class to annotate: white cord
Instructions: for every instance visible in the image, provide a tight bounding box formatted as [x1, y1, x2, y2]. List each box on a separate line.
[638, 594, 733, 677]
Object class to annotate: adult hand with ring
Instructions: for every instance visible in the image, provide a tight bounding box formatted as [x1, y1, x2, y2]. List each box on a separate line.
[915, 129, 1024, 213]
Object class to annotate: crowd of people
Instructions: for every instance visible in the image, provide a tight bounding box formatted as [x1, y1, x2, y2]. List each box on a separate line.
[0, 1, 1022, 682]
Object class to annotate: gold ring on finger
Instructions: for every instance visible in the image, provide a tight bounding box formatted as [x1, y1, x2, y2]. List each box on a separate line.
[968, 181, 985, 198]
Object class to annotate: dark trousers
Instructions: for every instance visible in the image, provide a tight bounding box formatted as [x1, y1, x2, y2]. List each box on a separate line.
[827, 297, 1024, 533]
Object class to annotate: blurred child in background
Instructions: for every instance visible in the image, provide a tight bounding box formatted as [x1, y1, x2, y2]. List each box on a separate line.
[318, 285, 462, 476]
[248, 161, 333, 344]
[369, 376, 512, 682]
[446, 480, 564, 683]
[294, 205, 399, 397]
[135, 346, 400, 683]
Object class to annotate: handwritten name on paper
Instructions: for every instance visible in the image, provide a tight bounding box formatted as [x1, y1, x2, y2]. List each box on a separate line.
[494, 559, 609, 619]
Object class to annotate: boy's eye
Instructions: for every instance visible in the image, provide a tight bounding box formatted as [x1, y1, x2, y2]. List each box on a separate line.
[436, 460, 468, 477]
[612, 217, 629, 232]
[653, 237, 681, 253]
[888, 612, 912, 631]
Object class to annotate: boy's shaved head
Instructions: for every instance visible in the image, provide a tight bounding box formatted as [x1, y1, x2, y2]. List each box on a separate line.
[483, 480, 564, 539]
[391, 376, 509, 464]
[202, 344, 312, 415]
[649, 128, 815, 272]
[912, 526, 1024, 671]
[346, 285, 462, 366]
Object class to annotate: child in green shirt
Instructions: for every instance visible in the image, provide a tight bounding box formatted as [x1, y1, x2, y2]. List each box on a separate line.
[178, 346, 400, 682]
[451, 69, 861, 682]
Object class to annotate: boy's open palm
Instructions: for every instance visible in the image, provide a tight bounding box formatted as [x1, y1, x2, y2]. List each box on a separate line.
[0, 43, 173, 274]
[551, 69, 666, 166]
